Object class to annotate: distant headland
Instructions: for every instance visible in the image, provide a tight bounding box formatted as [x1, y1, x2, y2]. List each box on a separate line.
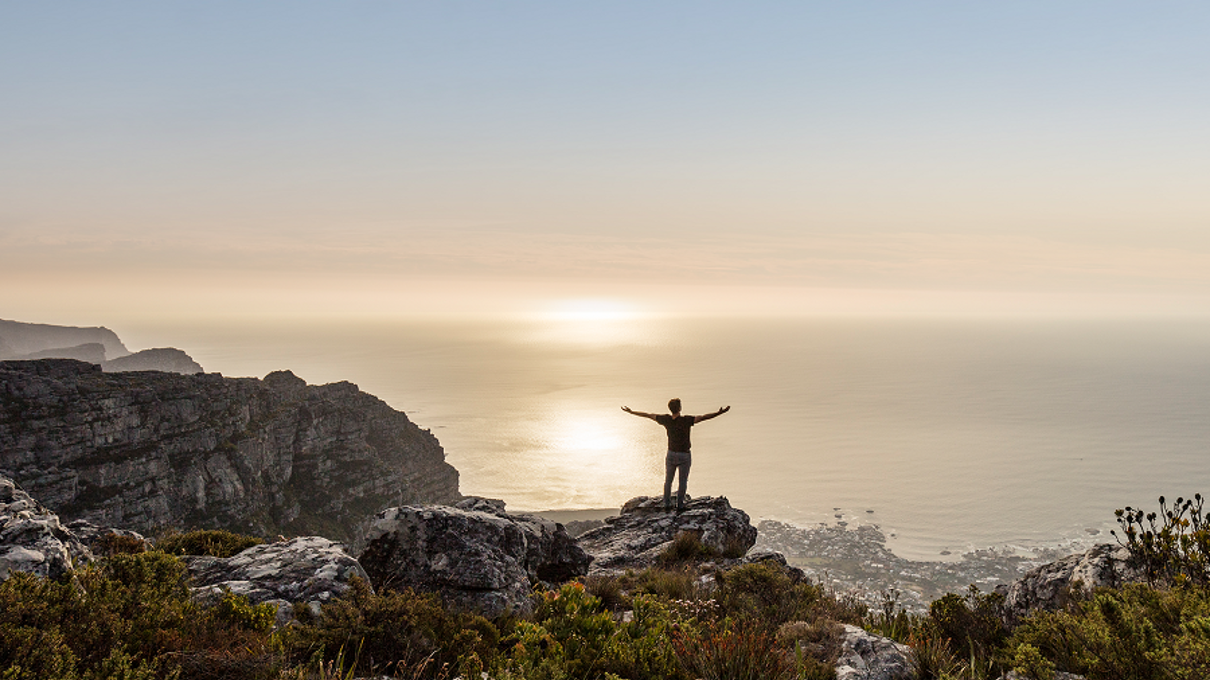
[0, 318, 203, 374]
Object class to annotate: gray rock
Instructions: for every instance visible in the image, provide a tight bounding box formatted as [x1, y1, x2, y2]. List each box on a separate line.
[18, 342, 108, 364]
[454, 496, 508, 515]
[64, 519, 149, 554]
[996, 543, 1143, 625]
[835, 624, 916, 680]
[737, 549, 809, 581]
[184, 536, 369, 623]
[103, 348, 204, 374]
[0, 475, 91, 581]
[0, 359, 460, 545]
[358, 504, 591, 618]
[576, 495, 757, 573]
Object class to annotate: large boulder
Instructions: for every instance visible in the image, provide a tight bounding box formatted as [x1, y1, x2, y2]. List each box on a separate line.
[576, 495, 757, 573]
[358, 504, 591, 618]
[183, 536, 369, 622]
[0, 475, 91, 580]
[996, 543, 1143, 625]
[834, 624, 916, 680]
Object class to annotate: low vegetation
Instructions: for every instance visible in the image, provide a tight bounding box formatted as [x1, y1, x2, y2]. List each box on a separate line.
[4, 494, 1209, 679]
[155, 529, 265, 558]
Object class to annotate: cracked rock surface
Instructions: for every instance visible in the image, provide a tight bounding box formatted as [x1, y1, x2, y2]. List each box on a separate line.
[576, 495, 758, 573]
[358, 504, 591, 618]
[184, 536, 369, 623]
[0, 474, 91, 581]
[0, 359, 459, 544]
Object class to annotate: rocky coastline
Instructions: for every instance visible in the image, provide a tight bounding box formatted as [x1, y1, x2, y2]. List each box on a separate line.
[0, 349, 1144, 679]
[3, 463, 1128, 680]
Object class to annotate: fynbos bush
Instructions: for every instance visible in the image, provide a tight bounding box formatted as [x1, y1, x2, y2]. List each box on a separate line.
[1113, 494, 1210, 587]
[155, 529, 264, 558]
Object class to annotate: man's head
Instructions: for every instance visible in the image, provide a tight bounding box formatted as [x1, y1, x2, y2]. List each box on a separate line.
[668, 398, 682, 414]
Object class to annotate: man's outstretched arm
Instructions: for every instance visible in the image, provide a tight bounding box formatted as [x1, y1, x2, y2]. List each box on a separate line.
[694, 406, 731, 423]
[621, 406, 660, 421]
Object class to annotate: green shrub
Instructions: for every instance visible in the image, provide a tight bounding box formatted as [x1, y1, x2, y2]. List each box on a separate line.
[673, 623, 793, 680]
[0, 622, 80, 680]
[500, 583, 689, 680]
[777, 620, 843, 680]
[1005, 583, 1210, 680]
[155, 529, 264, 558]
[3, 551, 190, 671]
[580, 573, 629, 611]
[657, 531, 716, 566]
[93, 532, 147, 557]
[720, 534, 751, 559]
[1114, 494, 1210, 587]
[0, 552, 282, 680]
[631, 566, 704, 602]
[289, 578, 496, 679]
[926, 586, 1008, 664]
[714, 562, 837, 629]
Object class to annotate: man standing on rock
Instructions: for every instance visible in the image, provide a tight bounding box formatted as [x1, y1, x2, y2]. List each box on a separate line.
[621, 399, 730, 512]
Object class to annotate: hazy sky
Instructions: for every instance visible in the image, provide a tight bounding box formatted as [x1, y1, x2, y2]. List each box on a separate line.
[3, 2, 1209, 323]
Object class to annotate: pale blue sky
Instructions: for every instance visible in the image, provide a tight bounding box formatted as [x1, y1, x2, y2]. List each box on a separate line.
[3, 3, 1209, 321]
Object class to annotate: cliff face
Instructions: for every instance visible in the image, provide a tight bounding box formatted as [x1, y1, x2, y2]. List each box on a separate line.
[0, 360, 459, 542]
[0, 319, 129, 359]
[0, 320, 204, 374]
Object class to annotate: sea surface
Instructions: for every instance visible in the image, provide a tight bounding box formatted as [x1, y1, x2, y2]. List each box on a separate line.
[126, 316, 1210, 562]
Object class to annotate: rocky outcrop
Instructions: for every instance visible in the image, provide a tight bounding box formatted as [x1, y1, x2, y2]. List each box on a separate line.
[104, 348, 204, 374]
[358, 504, 592, 618]
[64, 519, 149, 555]
[738, 549, 810, 582]
[576, 495, 758, 573]
[835, 625, 916, 680]
[996, 543, 1143, 625]
[20, 342, 109, 364]
[0, 319, 129, 360]
[184, 536, 368, 622]
[1, 475, 91, 581]
[0, 320, 203, 374]
[0, 360, 460, 544]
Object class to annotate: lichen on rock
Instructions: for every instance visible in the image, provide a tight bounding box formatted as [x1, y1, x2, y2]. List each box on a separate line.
[357, 503, 591, 618]
[576, 495, 758, 573]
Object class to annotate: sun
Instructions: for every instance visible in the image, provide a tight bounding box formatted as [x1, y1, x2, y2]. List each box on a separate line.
[542, 299, 642, 322]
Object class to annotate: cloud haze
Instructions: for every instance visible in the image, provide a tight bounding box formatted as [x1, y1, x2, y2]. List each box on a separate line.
[2, 3, 1208, 323]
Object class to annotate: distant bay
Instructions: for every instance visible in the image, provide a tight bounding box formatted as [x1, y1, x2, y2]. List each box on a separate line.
[129, 316, 1210, 562]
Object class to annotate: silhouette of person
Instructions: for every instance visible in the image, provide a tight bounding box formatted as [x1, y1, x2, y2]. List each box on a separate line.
[622, 399, 730, 512]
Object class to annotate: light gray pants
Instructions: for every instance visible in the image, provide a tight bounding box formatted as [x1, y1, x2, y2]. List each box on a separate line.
[664, 450, 692, 510]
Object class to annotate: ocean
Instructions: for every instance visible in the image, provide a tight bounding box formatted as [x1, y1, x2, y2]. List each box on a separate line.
[126, 316, 1210, 562]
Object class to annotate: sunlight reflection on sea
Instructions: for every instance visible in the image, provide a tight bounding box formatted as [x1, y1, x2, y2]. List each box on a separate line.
[129, 315, 1210, 562]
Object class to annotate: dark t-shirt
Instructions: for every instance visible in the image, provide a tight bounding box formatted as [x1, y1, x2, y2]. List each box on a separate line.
[655, 414, 694, 452]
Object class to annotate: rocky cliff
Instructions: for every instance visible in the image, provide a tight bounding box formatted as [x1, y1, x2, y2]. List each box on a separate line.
[0, 319, 129, 360]
[0, 359, 460, 542]
[0, 319, 205, 374]
[104, 348, 204, 374]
